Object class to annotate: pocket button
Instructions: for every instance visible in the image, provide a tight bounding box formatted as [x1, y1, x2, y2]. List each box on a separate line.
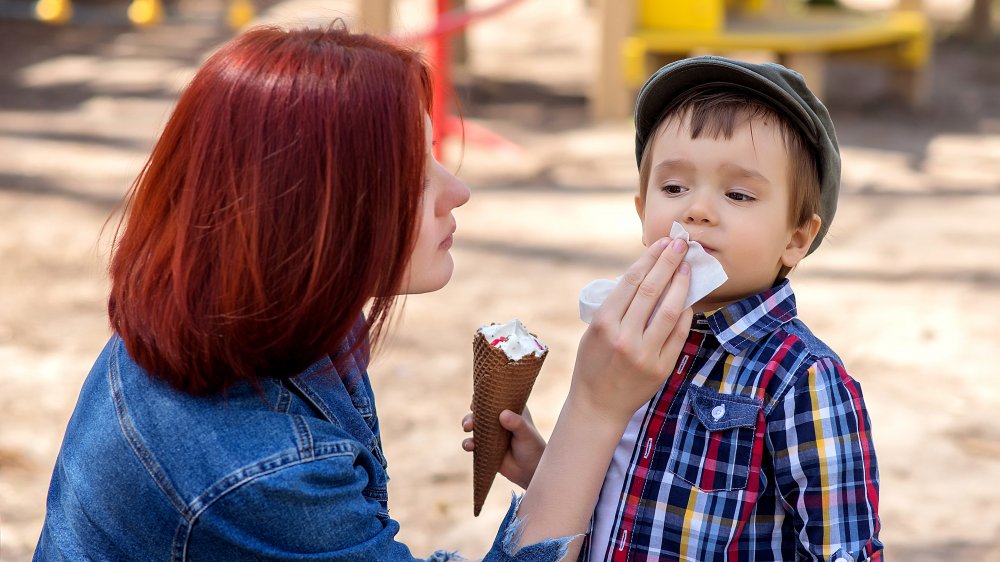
[711, 404, 726, 421]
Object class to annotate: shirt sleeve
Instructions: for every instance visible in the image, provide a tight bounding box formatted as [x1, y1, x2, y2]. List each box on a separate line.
[184, 450, 574, 562]
[767, 356, 883, 562]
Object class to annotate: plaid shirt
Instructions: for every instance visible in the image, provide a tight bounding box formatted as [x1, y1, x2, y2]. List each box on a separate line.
[582, 280, 882, 562]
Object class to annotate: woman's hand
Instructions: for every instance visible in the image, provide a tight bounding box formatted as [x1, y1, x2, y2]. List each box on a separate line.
[461, 407, 546, 490]
[568, 237, 693, 423]
[512, 236, 693, 554]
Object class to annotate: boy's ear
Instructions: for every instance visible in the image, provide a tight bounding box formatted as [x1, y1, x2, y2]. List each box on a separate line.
[634, 195, 648, 245]
[781, 213, 822, 268]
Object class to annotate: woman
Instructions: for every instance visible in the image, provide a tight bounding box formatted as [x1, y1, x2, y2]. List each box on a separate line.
[34, 25, 693, 561]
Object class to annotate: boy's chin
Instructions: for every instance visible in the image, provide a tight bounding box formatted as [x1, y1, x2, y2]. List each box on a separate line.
[693, 287, 740, 314]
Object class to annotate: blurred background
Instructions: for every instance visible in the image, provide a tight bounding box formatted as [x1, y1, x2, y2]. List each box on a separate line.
[0, 0, 998, 560]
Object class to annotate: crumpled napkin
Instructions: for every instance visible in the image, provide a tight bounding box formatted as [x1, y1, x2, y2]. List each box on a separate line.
[578, 222, 728, 324]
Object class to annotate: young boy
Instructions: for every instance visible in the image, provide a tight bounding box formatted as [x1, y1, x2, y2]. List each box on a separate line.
[580, 57, 882, 561]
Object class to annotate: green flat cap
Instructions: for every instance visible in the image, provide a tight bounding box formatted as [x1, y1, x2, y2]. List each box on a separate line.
[634, 56, 841, 254]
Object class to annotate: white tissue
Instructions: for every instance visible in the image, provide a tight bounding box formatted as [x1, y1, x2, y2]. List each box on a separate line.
[578, 222, 728, 323]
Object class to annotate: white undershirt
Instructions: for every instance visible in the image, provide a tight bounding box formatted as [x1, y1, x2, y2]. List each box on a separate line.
[588, 401, 653, 561]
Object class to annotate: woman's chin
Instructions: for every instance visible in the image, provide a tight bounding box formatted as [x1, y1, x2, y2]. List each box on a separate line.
[400, 261, 454, 295]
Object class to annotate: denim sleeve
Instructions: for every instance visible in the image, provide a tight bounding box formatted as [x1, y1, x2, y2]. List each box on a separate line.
[768, 357, 883, 562]
[481, 493, 578, 562]
[184, 454, 575, 561]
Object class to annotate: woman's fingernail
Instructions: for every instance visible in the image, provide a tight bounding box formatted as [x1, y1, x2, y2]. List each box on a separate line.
[679, 262, 691, 274]
[655, 237, 670, 249]
[671, 238, 687, 252]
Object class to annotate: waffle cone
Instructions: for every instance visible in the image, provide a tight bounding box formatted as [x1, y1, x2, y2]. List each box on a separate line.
[472, 331, 547, 516]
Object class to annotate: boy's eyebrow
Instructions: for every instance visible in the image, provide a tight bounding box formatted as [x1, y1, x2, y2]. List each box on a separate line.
[719, 162, 771, 185]
[652, 159, 695, 175]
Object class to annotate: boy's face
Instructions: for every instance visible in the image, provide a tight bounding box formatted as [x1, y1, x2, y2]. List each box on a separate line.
[636, 113, 820, 313]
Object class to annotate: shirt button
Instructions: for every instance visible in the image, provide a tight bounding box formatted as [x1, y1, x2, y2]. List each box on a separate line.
[711, 405, 726, 420]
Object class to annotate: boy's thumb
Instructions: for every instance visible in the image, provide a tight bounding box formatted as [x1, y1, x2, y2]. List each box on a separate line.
[499, 409, 522, 433]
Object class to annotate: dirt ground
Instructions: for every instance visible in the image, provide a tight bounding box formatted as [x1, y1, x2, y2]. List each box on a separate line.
[1, 0, 999, 560]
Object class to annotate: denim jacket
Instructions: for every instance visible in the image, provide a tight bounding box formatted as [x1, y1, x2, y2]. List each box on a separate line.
[35, 328, 572, 561]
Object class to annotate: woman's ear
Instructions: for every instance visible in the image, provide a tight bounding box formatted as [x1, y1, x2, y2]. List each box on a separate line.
[781, 213, 821, 268]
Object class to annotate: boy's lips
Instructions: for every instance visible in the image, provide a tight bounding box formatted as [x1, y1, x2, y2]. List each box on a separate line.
[692, 240, 717, 254]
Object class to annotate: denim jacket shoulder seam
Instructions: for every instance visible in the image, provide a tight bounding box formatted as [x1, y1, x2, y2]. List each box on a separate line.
[108, 337, 191, 519]
[292, 414, 315, 461]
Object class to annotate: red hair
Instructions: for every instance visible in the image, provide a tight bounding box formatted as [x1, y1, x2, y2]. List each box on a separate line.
[108, 25, 433, 394]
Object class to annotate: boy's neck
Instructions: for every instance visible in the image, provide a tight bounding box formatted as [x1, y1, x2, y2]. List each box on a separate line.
[692, 279, 788, 315]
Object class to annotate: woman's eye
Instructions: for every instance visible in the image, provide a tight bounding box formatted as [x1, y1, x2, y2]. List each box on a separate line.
[727, 191, 755, 202]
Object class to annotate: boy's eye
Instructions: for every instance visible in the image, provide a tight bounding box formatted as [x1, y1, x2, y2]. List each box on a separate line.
[726, 191, 755, 202]
[661, 184, 686, 195]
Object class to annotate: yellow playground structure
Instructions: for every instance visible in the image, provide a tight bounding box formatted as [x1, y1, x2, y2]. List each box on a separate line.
[593, 0, 933, 119]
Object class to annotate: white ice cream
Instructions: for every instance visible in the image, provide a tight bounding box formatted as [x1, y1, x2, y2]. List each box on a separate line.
[478, 319, 547, 361]
[578, 222, 728, 323]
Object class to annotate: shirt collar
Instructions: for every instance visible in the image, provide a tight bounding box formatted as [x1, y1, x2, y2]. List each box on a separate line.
[701, 279, 798, 355]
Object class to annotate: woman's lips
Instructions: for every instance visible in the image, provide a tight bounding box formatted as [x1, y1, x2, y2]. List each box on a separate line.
[439, 233, 454, 250]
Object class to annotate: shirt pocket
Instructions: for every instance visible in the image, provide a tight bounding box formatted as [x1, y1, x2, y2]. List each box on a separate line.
[666, 386, 762, 492]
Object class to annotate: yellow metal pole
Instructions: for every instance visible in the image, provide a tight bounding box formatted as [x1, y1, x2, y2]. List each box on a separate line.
[35, 0, 73, 24]
[227, 0, 256, 29]
[128, 0, 164, 27]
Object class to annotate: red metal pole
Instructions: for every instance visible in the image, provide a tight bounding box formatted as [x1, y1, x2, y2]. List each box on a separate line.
[430, 0, 451, 161]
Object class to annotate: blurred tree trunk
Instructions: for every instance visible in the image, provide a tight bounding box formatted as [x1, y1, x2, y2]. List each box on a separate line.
[966, 0, 994, 41]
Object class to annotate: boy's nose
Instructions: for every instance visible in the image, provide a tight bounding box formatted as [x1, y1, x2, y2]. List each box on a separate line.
[683, 193, 716, 225]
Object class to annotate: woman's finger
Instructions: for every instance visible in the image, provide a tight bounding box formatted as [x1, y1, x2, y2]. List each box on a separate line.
[594, 238, 672, 325]
[619, 238, 688, 335]
[462, 438, 474, 452]
[641, 259, 691, 346]
[462, 413, 473, 432]
[658, 307, 694, 371]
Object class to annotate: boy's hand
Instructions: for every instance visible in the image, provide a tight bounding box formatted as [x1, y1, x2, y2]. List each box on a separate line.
[462, 406, 546, 490]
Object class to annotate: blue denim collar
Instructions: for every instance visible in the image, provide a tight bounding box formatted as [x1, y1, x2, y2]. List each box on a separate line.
[286, 315, 379, 453]
[703, 279, 798, 355]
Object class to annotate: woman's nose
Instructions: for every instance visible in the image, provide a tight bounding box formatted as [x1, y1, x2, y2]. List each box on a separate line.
[440, 171, 470, 213]
[450, 174, 471, 209]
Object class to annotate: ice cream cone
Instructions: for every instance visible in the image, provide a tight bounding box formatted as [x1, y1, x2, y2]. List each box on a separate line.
[472, 330, 547, 516]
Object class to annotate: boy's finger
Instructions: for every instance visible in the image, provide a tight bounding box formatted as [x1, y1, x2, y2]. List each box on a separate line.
[620, 238, 687, 336]
[595, 238, 671, 324]
[462, 413, 473, 432]
[462, 438, 474, 452]
[499, 409, 522, 433]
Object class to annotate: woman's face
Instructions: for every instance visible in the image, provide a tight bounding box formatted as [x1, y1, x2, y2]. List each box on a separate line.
[400, 115, 471, 294]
